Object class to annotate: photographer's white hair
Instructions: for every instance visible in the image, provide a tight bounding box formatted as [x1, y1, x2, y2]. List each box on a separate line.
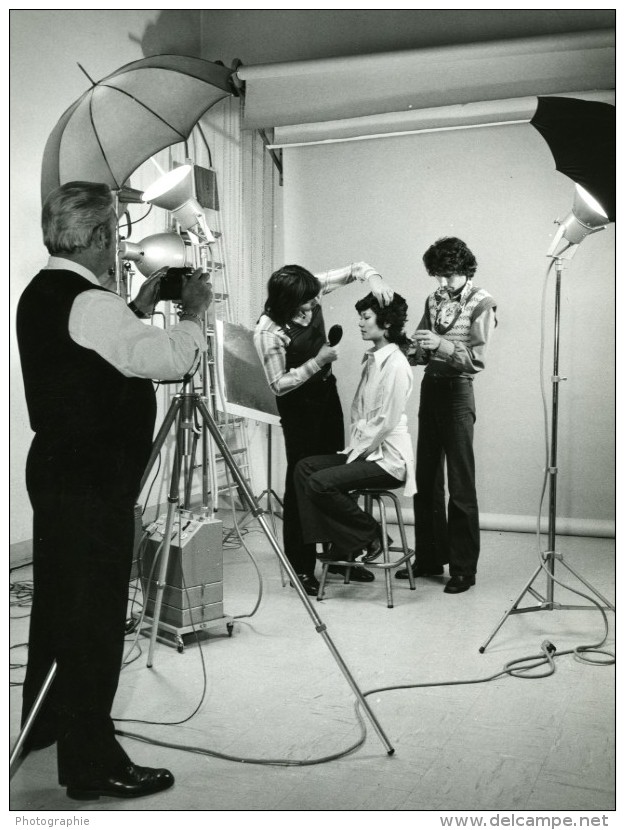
[42, 181, 115, 255]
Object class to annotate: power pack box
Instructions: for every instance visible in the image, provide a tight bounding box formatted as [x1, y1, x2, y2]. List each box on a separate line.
[140, 515, 223, 630]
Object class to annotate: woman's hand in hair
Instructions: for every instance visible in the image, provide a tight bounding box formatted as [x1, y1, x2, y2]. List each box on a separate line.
[368, 273, 394, 307]
[351, 263, 394, 306]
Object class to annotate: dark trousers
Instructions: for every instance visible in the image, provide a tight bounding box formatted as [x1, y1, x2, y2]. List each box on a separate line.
[22, 485, 134, 783]
[295, 454, 402, 553]
[414, 376, 480, 576]
[276, 376, 344, 577]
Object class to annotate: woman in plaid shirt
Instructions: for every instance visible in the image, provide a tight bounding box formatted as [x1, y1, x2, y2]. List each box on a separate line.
[254, 262, 394, 596]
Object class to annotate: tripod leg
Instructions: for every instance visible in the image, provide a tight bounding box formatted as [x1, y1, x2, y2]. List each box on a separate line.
[558, 558, 615, 611]
[140, 396, 183, 493]
[147, 421, 186, 668]
[479, 562, 544, 654]
[195, 398, 395, 755]
[10, 662, 57, 777]
[184, 429, 200, 508]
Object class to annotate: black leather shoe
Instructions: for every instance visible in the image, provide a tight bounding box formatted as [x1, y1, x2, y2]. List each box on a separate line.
[328, 565, 375, 582]
[290, 573, 320, 597]
[395, 562, 444, 580]
[360, 526, 393, 563]
[443, 575, 475, 594]
[65, 763, 174, 800]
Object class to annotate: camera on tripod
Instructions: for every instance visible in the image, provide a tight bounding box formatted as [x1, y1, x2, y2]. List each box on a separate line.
[158, 267, 193, 302]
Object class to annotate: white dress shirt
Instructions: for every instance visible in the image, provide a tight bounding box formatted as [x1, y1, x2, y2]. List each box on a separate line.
[46, 257, 206, 380]
[341, 342, 416, 497]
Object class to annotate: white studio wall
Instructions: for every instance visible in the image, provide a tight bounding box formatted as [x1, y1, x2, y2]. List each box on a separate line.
[10, 10, 163, 546]
[280, 123, 615, 534]
[9, 11, 279, 552]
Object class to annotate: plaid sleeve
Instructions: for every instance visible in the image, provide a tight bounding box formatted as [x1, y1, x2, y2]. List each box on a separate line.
[254, 322, 321, 396]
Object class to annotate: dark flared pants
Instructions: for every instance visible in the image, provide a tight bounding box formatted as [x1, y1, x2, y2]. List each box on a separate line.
[22, 485, 134, 783]
[414, 375, 480, 576]
[295, 454, 401, 553]
[276, 376, 344, 577]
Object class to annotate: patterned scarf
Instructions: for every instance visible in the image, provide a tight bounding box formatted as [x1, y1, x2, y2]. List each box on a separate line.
[433, 280, 474, 334]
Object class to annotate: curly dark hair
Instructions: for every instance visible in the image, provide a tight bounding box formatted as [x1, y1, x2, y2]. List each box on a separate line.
[422, 237, 477, 280]
[354, 292, 410, 348]
[263, 264, 321, 326]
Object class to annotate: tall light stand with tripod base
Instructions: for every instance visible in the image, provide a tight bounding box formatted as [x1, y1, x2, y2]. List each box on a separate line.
[479, 190, 615, 654]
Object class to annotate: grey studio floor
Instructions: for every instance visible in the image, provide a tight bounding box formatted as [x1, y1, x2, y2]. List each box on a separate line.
[9, 521, 616, 813]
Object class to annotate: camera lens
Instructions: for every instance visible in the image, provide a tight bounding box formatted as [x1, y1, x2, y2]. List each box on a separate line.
[158, 267, 191, 302]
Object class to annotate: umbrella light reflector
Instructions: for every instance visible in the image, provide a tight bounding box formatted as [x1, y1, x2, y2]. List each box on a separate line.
[575, 185, 608, 222]
[142, 165, 193, 204]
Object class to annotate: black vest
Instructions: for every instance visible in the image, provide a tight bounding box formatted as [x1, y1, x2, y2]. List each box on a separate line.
[17, 269, 156, 496]
[283, 304, 326, 375]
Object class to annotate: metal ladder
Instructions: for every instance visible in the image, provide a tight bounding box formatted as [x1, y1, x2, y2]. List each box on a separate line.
[186, 171, 254, 517]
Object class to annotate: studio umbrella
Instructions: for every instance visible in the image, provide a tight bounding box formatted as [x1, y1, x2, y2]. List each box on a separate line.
[530, 96, 615, 221]
[40, 54, 239, 204]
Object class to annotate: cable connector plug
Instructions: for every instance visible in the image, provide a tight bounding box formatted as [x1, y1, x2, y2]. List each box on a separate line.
[541, 640, 557, 654]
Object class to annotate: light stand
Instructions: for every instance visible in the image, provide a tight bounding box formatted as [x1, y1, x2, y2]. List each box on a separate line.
[255, 423, 284, 522]
[479, 204, 615, 653]
[139, 371, 395, 754]
[222, 422, 283, 529]
[221, 421, 287, 585]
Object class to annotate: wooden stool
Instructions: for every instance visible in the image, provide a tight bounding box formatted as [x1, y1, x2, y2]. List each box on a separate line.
[317, 488, 416, 608]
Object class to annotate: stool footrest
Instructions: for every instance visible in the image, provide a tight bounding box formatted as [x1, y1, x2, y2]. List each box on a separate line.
[317, 488, 416, 606]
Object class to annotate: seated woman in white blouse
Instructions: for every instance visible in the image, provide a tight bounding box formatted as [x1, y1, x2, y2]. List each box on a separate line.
[294, 292, 415, 563]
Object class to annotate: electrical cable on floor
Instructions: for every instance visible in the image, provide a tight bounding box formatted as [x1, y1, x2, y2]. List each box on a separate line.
[10, 643, 29, 686]
[116, 493, 614, 765]
[117, 522, 210, 728]
[114, 637, 610, 767]
[10, 561, 33, 573]
[11, 513, 613, 766]
[220, 492, 265, 621]
[116, 519, 366, 763]
[10, 580, 33, 612]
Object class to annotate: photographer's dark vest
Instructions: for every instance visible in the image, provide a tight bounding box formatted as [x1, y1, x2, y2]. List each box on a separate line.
[17, 269, 156, 497]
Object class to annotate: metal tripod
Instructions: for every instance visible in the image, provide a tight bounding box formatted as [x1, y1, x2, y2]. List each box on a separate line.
[139, 375, 395, 751]
[479, 256, 615, 654]
[11, 385, 395, 780]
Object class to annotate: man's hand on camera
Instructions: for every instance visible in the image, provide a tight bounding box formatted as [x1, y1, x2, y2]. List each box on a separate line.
[181, 268, 212, 315]
[133, 268, 167, 314]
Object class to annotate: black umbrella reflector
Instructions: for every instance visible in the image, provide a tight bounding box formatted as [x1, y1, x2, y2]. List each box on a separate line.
[530, 96, 615, 222]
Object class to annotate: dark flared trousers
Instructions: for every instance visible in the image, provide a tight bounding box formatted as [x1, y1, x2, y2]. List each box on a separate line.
[22, 485, 134, 783]
[276, 376, 345, 577]
[295, 454, 402, 553]
[414, 375, 480, 577]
